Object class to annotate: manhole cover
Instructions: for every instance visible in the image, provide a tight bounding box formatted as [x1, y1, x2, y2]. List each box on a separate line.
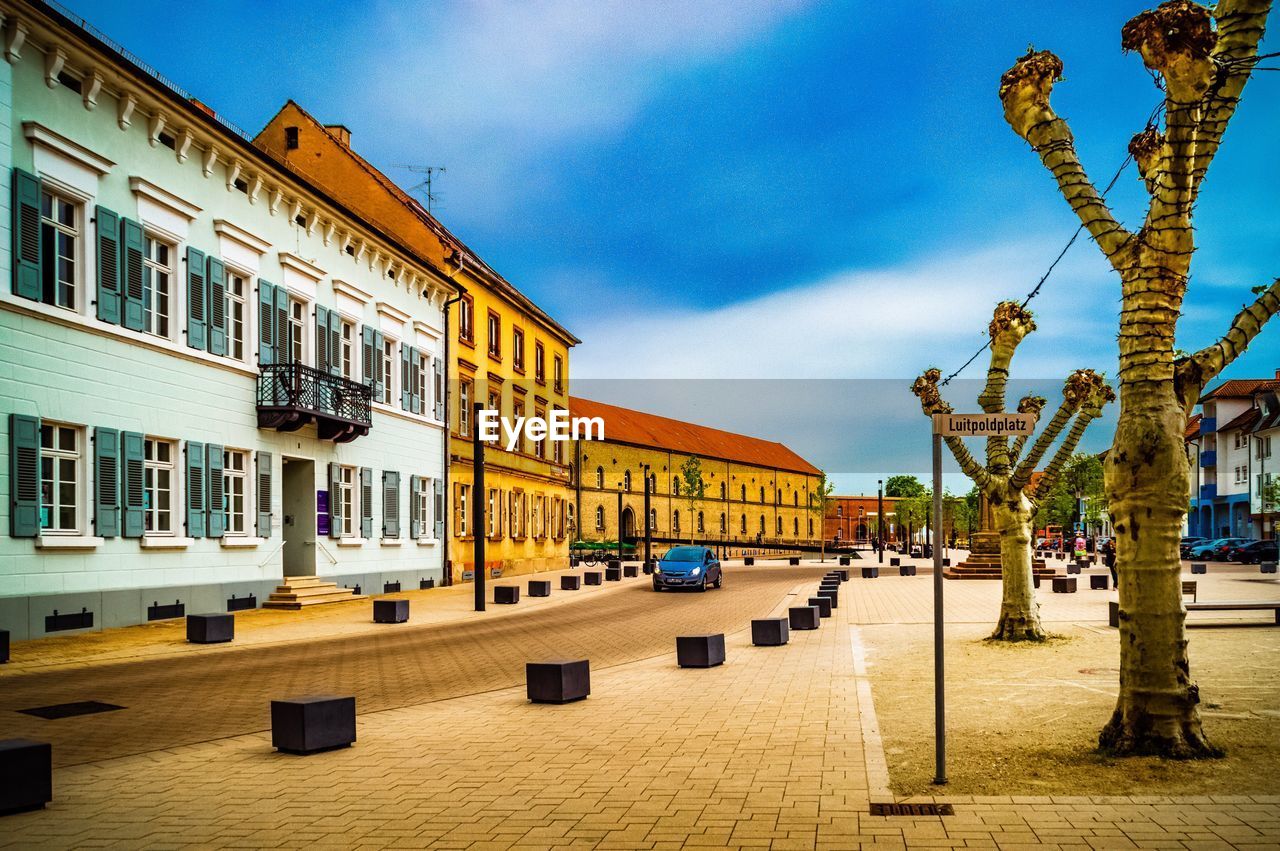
[18, 701, 125, 720]
[870, 803, 954, 816]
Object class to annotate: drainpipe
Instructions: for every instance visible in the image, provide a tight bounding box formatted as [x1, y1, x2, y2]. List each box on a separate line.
[441, 274, 466, 586]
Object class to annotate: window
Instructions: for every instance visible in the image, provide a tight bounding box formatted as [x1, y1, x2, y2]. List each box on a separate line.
[649, 508, 657, 531]
[458, 295, 474, 343]
[142, 235, 173, 338]
[534, 407, 546, 459]
[512, 327, 525, 372]
[224, 449, 249, 535]
[740, 484, 746, 502]
[554, 355, 563, 393]
[794, 517, 799, 535]
[793, 492, 799, 506]
[650, 473, 657, 494]
[759, 515, 766, 534]
[417, 477, 433, 538]
[740, 514, 747, 534]
[457, 483, 470, 537]
[416, 351, 431, 414]
[511, 490, 526, 538]
[623, 470, 631, 491]
[340, 319, 356, 380]
[595, 505, 605, 531]
[488, 390, 501, 418]
[674, 479, 681, 497]
[40, 189, 79, 310]
[459, 379, 472, 436]
[144, 438, 175, 535]
[697, 511, 704, 533]
[288, 297, 306, 364]
[226, 269, 247, 360]
[379, 339, 395, 405]
[553, 412, 565, 464]
[595, 466, 604, 488]
[720, 482, 726, 500]
[335, 465, 356, 537]
[512, 400, 526, 453]
[39, 423, 80, 533]
[673, 511, 680, 535]
[487, 311, 501, 359]
[488, 488, 500, 538]
[719, 513, 725, 534]
[760, 487, 766, 503]
[808, 518, 814, 536]
[776, 516, 783, 535]
[535, 342, 546, 383]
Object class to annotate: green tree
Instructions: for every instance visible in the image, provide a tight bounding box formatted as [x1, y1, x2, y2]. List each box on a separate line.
[884, 475, 926, 498]
[677, 456, 706, 544]
[808, 471, 836, 562]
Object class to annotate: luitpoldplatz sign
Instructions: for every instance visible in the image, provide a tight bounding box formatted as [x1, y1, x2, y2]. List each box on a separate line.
[932, 412, 1038, 437]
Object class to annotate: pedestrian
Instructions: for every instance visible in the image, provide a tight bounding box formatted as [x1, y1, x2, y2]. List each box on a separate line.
[1102, 538, 1117, 587]
[1073, 533, 1086, 560]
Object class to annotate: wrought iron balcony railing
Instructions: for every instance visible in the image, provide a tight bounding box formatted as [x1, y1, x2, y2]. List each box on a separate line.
[257, 362, 372, 443]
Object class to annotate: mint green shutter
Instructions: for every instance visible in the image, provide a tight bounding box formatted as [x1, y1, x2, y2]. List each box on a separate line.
[207, 257, 227, 356]
[120, 218, 145, 331]
[258, 280, 276, 365]
[328, 462, 342, 538]
[433, 477, 445, 540]
[327, 310, 342, 376]
[374, 331, 386, 400]
[94, 426, 120, 537]
[360, 467, 373, 538]
[409, 475, 421, 538]
[383, 471, 400, 538]
[206, 443, 225, 537]
[400, 344, 412, 409]
[361, 325, 375, 388]
[409, 349, 422, 414]
[120, 431, 145, 537]
[186, 442, 206, 537]
[95, 207, 121, 324]
[256, 451, 272, 537]
[273, 285, 289, 363]
[11, 169, 42, 301]
[8, 413, 40, 537]
[186, 247, 207, 350]
[315, 305, 330, 373]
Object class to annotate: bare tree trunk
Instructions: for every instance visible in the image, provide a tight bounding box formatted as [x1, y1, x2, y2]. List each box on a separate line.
[991, 491, 1044, 641]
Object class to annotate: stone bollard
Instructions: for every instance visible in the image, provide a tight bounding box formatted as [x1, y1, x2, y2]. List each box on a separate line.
[623, 565, 639, 578]
[561, 575, 582, 591]
[861, 567, 879, 579]
[899, 565, 917, 577]
[494, 586, 520, 604]
[1090, 574, 1109, 590]
[605, 566, 622, 582]
[890, 557, 900, 567]
[187, 612, 235, 643]
[0, 739, 52, 814]
[528, 580, 551, 598]
[1052, 576, 1077, 594]
[751, 618, 789, 646]
[372, 600, 409, 624]
[271, 696, 356, 755]
[584, 571, 603, 586]
[788, 606, 821, 630]
[1191, 563, 1207, 575]
[526, 660, 591, 704]
[744, 556, 754, 566]
[807, 596, 832, 618]
[676, 634, 726, 668]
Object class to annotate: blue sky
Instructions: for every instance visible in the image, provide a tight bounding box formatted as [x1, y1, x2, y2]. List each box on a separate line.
[64, 0, 1279, 491]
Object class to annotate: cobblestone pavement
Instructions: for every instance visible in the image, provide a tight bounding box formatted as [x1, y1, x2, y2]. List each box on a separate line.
[2, 557, 1278, 848]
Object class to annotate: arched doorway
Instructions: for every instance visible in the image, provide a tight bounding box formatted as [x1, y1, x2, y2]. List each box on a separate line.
[620, 506, 636, 543]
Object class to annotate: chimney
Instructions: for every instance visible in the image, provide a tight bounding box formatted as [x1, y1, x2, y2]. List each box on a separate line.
[325, 124, 351, 147]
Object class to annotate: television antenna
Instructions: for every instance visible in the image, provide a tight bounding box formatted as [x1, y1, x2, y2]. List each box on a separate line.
[393, 164, 447, 212]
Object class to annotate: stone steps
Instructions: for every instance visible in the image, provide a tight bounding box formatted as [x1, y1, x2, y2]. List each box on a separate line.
[263, 578, 366, 610]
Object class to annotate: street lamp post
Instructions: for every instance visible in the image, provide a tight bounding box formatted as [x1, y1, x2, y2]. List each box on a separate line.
[643, 464, 651, 564]
[472, 401, 485, 613]
[877, 480, 884, 564]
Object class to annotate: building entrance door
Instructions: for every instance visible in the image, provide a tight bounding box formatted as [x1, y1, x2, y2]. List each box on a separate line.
[281, 456, 317, 578]
[621, 506, 636, 543]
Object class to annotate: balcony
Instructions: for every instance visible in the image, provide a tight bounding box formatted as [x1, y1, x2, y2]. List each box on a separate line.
[1199, 483, 1216, 501]
[257, 363, 372, 443]
[1200, 417, 1216, 434]
[1199, 450, 1216, 468]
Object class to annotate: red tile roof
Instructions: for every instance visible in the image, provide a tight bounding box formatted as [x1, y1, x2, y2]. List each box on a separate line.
[1185, 413, 1202, 441]
[1219, 407, 1260, 433]
[569, 397, 821, 476]
[1199, 378, 1280, 402]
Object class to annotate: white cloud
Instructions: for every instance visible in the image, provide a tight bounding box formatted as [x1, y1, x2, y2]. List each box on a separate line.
[569, 238, 1123, 379]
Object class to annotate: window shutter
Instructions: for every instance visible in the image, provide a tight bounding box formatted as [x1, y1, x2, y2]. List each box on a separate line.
[361, 325, 375, 389]
[273, 285, 289, 363]
[207, 256, 227, 356]
[257, 280, 276, 365]
[186, 247, 207, 350]
[315, 305, 330, 373]
[186, 441, 206, 538]
[360, 467, 373, 539]
[383, 470, 400, 538]
[8, 413, 40, 537]
[328, 462, 342, 539]
[11, 169, 42, 301]
[400, 344, 412, 410]
[94, 426, 120, 537]
[409, 475, 421, 539]
[410, 350, 422, 414]
[206, 443, 225, 538]
[120, 431, 145, 537]
[120, 218, 146, 331]
[434, 477, 445, 541]
[327, 310, 342, 376]
[374, 331, 386, 400]
[256, 451, 272, 537]
[435, 353, 445, 419]
[95, 206, 122, 324]
[453, 483, 462, 537]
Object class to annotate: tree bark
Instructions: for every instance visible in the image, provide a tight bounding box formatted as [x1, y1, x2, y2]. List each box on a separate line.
[990, 488, 1045, 641]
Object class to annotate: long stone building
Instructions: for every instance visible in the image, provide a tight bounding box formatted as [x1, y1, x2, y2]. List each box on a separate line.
[0, 1, 462, 638]
[569, 397, 823, 557]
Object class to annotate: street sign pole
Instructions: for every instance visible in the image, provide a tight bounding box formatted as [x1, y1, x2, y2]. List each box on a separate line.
[932, 430, 946, 785]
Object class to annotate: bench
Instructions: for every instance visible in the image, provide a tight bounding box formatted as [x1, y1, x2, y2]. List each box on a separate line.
[1110, 599, 1280, 627]
[1183, 580, 1197, 602]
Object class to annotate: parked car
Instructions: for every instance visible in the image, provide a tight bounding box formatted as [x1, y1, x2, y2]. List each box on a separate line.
[653, 546, 723, 592]
[1186, 538, 1250, 561]
[1228, 539, 1277, 564]
[1179, 537, 1207, 558]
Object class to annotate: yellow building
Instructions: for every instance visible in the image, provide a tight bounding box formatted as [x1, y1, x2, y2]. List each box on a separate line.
[569, 398, 823, 557]
[256, 103, 579, 581]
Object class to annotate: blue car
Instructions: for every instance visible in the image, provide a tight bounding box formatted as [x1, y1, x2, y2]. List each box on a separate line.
[653, 546, 723, 592]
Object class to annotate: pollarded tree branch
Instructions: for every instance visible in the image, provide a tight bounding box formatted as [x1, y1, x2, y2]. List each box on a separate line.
[978, 302, 1037, 473]
[912, 369, 992, 489]
[1010, 372, 1097, 491]
[1034, 378, 1116, 502]
[1191, 0, 1272, 201]
[1175, 278, 1280, 407]
[999, 50, 1134, 266]
[1009, 394, 1048, 467]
